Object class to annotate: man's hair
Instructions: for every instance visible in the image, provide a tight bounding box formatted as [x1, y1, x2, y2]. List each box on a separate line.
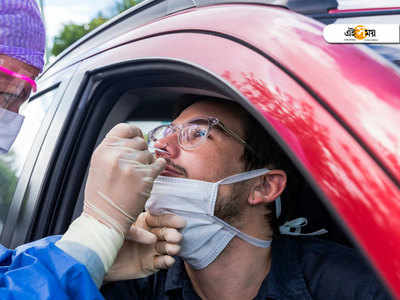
[175, 95, 301, 237]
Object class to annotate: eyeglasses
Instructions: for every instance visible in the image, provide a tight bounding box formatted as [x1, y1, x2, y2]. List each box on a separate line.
[148, 117, 256, 154]
[0, 65, 37, 92]
[0, 65, 36, 112]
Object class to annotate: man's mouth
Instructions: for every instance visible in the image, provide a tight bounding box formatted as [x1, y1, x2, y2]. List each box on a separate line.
[161, 161, 187, 178]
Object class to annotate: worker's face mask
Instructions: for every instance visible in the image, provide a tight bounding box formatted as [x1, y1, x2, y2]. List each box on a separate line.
[145, 168, 272, 270]
[0, 107, 24, 154]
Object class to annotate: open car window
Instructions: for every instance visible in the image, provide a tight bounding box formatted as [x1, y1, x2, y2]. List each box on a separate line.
[37, 60, 364, 252]
[0, 88, 57, 235]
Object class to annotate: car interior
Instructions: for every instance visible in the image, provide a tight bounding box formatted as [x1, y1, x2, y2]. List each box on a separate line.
[31, 61, 355, 252]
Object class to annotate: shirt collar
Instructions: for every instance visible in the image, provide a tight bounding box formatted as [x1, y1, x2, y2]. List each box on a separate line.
[163, 237, 311, 299]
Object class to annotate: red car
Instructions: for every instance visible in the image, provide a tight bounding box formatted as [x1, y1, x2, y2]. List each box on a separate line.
[0, 0, 399, 298]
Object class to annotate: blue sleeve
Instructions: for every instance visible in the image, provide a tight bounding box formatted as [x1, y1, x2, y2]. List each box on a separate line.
[0, 236, 104, 300]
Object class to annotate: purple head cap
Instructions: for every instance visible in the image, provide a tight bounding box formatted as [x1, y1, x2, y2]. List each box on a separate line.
[0, 0, 46, 72]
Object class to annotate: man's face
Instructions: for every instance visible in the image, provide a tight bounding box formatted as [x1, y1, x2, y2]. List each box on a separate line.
[0, 55, 39, 113]
[157, 101, 247, 181]
[155, 100, 252, 225]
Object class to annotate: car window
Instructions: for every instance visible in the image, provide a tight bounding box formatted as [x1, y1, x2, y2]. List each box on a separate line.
[0, 88, 57, 233]
[336, 0, 399, 10]
[127, 120, 169, 143]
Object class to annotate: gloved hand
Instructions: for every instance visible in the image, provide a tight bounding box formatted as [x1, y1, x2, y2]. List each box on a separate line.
[56, 123, 167, 287]
[84, 123, 166, 236]
[105, 212, 186, 281]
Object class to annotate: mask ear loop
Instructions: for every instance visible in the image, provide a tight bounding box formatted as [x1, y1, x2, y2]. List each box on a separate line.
[279, 218, 328, 236]
[217, 168, 270, 185]
[275, 197, 282, 219]
[210, 168, 270, 215]
[276, 196, 328, 236]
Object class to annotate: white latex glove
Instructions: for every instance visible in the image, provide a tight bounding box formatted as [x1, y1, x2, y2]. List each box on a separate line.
[56, 123, 166, 285]
[105, 212, 186, 281]
[84, 123, 166, 236]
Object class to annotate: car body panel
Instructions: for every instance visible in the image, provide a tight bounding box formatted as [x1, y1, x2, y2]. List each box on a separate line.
[39, 0, 341, 79]
[6, 2, 399, 298]
[89, 5, 400, 185]
[79, 30, 399, 296]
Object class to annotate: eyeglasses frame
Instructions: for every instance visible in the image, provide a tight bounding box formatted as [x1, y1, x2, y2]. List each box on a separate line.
[149, 116, 257, 155]
[0, 65, 37, 93]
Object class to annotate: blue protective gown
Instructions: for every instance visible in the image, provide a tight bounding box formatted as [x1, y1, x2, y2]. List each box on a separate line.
[0, 236, 104, 300]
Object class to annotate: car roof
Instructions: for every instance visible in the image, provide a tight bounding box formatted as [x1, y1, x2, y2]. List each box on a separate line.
[42, 0, 400, 79]
[41, 0, 340, 78]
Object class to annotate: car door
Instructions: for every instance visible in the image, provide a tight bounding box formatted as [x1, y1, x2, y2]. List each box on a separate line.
[0, 63, 79, 247]
[11, 3, 399, 298]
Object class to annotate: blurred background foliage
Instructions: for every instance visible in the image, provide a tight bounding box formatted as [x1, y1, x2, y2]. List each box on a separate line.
[51, 0, 138, 56]
[0, 155, 17, 224]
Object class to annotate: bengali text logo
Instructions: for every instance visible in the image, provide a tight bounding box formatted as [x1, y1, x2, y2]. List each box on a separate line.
[344, 25, 376, 41]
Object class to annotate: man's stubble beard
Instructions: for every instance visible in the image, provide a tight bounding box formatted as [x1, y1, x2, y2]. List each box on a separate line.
[214, 181, 251, 229]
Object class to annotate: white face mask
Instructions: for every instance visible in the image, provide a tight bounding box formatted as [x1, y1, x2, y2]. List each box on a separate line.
[145, 168, 272, 270]
[0, 108, 24, 154]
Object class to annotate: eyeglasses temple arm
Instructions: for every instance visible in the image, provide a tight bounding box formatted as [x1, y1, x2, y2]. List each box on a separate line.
[217, 123, 257, 155]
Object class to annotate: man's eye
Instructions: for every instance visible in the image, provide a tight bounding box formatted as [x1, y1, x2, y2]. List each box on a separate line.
[192, 128, 207, 138]
[195, 128, 206, 137]
[185, 127, 206, 141]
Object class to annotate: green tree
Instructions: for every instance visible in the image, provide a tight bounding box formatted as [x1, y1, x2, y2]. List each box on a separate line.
[51, 0, 137, 57]
[0, 158, 17, 223]
[52, 23, 88, 57]
[0, 160, 17, 202]
[113, 0, 137, 14]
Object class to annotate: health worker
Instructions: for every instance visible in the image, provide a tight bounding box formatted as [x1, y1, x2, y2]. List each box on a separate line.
[0, 1, 184, 299]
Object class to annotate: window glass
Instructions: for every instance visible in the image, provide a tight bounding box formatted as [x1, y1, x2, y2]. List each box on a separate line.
[337, 0, 399, 10]
[0, 89, 57, 232]
[127, 120, 169, 142]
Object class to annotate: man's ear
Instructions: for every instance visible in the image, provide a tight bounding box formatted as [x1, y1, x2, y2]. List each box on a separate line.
[248, 170, 287, 205]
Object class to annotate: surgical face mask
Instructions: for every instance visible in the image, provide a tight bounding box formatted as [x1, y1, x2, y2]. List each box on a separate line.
[145, 168, 272, 270]
[0, 107, 24, 154]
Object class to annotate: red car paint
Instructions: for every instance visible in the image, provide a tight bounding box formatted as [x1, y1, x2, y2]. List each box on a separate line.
[77, 4, 400, 298]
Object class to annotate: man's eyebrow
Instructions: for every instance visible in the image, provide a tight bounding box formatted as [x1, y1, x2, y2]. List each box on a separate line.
[186, 118, 228, 134]
[187, 119, 209, 125]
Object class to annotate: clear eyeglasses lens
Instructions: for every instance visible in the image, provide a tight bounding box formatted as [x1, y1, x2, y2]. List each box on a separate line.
[179, 124, 208, 149]
[149, 123, 209, 150]
[149, 126, 170, 143]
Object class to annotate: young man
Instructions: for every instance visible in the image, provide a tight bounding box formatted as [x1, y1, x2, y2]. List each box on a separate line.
[102, 98, 391, 299]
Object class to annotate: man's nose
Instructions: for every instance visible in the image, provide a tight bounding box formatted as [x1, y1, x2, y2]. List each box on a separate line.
[154, 133, 180, 159]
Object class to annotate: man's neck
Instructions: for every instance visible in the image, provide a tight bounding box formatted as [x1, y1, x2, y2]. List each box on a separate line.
[184, 238, 272, 300]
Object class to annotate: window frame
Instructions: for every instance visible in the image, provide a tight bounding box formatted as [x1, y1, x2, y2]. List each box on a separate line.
[0, 64, 79, 247]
